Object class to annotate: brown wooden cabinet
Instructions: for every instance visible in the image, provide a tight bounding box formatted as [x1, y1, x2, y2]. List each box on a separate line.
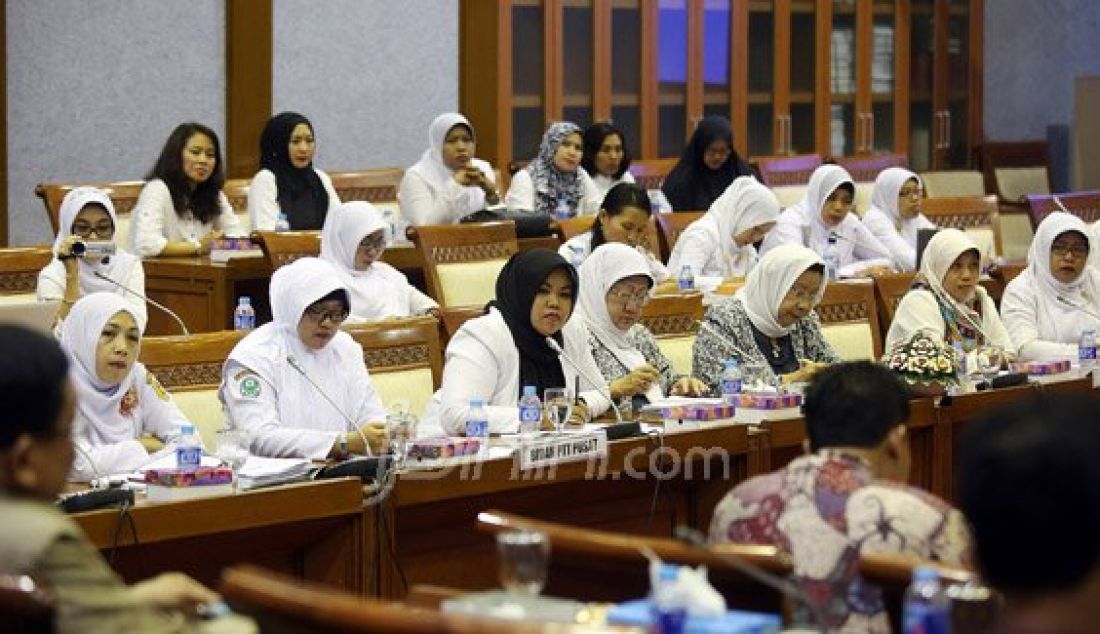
[460, 0, 982, 173]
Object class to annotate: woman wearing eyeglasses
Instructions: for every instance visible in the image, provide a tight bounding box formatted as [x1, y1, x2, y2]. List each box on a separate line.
[860, 168, 937, 271]
[37, 187, 146, 328]
[319, 201, 438, 322]
[220, 257, 389, 459]
[577, 243, 707, 412]
[1001, 212, 1100, 362]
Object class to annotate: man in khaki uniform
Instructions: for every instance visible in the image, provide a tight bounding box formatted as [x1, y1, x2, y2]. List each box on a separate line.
[0, 324, 254, 633]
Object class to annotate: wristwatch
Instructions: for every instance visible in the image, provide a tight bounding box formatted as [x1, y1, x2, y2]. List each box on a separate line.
[189, 238, 202, 255]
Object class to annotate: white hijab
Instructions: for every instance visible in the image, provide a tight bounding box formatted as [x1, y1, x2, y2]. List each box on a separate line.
[1020, 212, 1100, 341]
[869, 167, 930, 246]
[320, 200, 412, 319]
[576, 243, 660, 401]
[695, 176, 779, 276]
[796, 165, 858, 255]
[405, 112, 491, 199]
[737, 244, 826, 338]
[43, 187, 140, 296]
[60, 292, 148, 446]
[226, 257, 370, 433]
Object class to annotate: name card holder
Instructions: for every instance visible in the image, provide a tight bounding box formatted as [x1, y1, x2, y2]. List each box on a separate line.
[517, 431, 608, 471]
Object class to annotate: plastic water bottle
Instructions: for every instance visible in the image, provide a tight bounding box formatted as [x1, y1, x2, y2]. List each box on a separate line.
[382, 208, 397, 243]
[553, 195, 573, 220]
[273, 212, 290, 232]
[518, 386, 542, 436]
[175, 424, 203, 471]
[823, 233, 840, 281]
[650, 564, 687, 634]
[677, 264, 695, 291]
[233, 296, 256, 330]
[567, 244, 586, 267]
[1079, 328, 1097, 371]
[901, 566, 951, 634]
[466, 397, 490, 454]
[720, 358, 743, 406]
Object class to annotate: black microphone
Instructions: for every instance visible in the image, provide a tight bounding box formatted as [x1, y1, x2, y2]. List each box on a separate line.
[544, 336, 623, 425]
[57, 487, 134, 514]
[92, 270, 190, 335]
[828, 230, 896, 262]
[286, 355, 374, 457]
[674, 525, 827, 633]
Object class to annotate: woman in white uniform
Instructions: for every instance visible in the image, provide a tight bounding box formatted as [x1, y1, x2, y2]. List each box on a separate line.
[221, 257, 389, 459]
[860, 167, 937, 271]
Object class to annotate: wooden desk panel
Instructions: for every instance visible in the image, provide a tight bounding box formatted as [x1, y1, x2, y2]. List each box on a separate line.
[142, 255, 272, 335]
[74, 479, 366, 593]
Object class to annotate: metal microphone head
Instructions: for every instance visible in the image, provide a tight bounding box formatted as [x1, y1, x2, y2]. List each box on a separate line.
[674, 525, 707, 548]
[544, 337, 564, 355]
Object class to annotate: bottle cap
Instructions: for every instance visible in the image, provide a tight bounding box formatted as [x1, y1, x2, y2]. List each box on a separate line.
[725, 358, 738, 369]
[470, 397, 484, 407]
[913, 566, 938, 582]
[239, 296, 251, 305]
[180, 424, 195, 436]
[523, 385, 536, 396]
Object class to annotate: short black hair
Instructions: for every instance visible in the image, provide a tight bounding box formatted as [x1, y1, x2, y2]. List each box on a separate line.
[146, 122, 226, 225]
[591, 182, 653, 250]
[0, 326, 70, 449]
[802, 361, 911, 451]
[581, 122, 632, 179]
[958, 393, 1100, 595]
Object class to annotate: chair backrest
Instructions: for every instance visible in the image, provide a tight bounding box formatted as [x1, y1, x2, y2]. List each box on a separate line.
[978, 141, 1053, 203]
[771, 184, 808, 211]
[1025, 190, 1100, 228]
[859, 553, 998, 633]
[35, 180, 146, 244]
[557, 216, 596, 242]
[327, 168, 404, 203]
[920, 170, 986, 198]
[628, 158, 680, 190]
[872, 272, 917, 347]
[833, 154, 909, 183]
[655, 212, 704, 263]
[755, 154, 823, 187]
[476, 510, 792, 613]
[921, 195, 1002, 257]
[0, 573, 54, 633]
[140, 330, 249, 447]
[853, 181, 875, 218]
[343, 316, 442, 418]
[408, 221, 518, 307]
[0, 247, 53, 296]
[439, 306, 487, 347]
[252, 230, 322, 270]
[815, 279, 882, 361]
[640, 293, 705, 376]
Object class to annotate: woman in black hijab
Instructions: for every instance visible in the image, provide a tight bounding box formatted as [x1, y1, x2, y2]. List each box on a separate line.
[661, 115, 754, 212]
[429, 249, 613, 435]
[247, 111, 341, 230]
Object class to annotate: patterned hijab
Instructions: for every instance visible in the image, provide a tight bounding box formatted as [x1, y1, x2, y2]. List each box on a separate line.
[525, 121, 584, 215]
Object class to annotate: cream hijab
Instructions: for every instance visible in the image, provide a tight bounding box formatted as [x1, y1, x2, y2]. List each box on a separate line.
[60, 292, 148, 446]
[405, 112, 492, 198]
[869, 167, 930, 244]
[695, 176, 780, 275]
[916, 228, 988, 325]
[43, 187, 140, 296]
[737, 244, 826, 338]
[320, 200, 412, 319]
[576, 243, 660, 401]
[1021, 212, 1100, 341]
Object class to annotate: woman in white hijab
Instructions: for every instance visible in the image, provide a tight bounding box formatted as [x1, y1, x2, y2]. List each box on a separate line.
[320, 201, 439, 321]
[37, 187, 147, 328]
[398, 112, 499, 226]
[667, 176, 779, 279]
[220, 257, 389, 459]
[861, 168, 937, 271]
[761, 164, 894, 277]
[886, 228, 1013, 354]
[61, 293, 190, 481]
[693, 244, 839, 392]
[1001, 212, 1100, 361]
[578, 243, 706, 411]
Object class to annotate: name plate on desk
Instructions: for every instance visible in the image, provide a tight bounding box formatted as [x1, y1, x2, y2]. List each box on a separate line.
[517, 432, 607, 471]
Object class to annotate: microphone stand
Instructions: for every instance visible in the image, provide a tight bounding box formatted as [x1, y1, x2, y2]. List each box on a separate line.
[93, 271, 190, 335]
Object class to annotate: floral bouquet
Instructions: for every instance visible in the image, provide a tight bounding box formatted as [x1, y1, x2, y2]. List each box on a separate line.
[882, 331, 958, 394]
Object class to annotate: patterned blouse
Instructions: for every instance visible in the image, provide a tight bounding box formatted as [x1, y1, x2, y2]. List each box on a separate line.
[588, 324, 676, 409]
[709, 451, 972, 633]
[692, 297, 840, 395]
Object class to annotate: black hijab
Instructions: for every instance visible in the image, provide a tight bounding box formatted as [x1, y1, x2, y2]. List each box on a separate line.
[661, 115, 753, 212]
[488, 249, 578, 398]
[259, 112, 330, 230]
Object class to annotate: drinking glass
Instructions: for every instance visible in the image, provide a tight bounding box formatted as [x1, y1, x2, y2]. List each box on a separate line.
[976, 345, 1005, 381]
[386, 411, 418, 469]
[543, 387, 574, 434]
[214, 429, 249, 474]
[497, 530, 550, 596]
[741, 363, 769, 392]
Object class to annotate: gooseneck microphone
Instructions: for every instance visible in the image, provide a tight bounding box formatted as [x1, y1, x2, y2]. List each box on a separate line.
[828, 230, 896, 261]
[92, 271, 190, 335]
[544, 336, 623, 424]
[1057, 295, 1100, 323]
[286, 355, 373, 457]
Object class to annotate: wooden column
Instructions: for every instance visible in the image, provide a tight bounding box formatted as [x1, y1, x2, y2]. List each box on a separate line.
[685, 0, 704, 133]
[895, 0, 911, 157]
[225, 0, 272, 179]
[592, 0, 612, 122]
[640, 0, 660, 158]
[0, 0, 7, 245]
[730, 0, 748, 157]
[815, 1, 833, 156]
[544, 0, 563, 124]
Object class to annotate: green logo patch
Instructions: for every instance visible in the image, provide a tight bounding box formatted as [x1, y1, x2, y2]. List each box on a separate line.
[239, 376, 261, 398]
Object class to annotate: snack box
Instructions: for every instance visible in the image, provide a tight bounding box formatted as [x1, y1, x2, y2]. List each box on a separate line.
[656, 403, 736, 421]
[731, 392, 802, 410]
[1012, 359, 1072, 376]
[143, 466, 234, 487]
[406, 437, 482, 461]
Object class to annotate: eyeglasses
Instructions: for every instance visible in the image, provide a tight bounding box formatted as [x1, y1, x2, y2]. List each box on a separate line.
[607, 288, 649, 308]
[786, 286, 818, 303]
[1051, 243, 1089, 259]
[303, 306, 349, 325]
[898, 187, 922, 198]
[358, 236, 387, 253]
[71, 222, 114, 238]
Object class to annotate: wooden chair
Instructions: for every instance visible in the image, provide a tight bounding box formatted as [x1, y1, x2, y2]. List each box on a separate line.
[859, 554, 1000, 633]
[977, 141, 1053, 204]
[655, 212, 704, 263]
[1025, 190, 1100, 228]
[407, 222, 518, 308]
[640, 293, 705, 376]
[35, 180, 145, 240]
[252, 230, 321, 269]
[556, 216, 596, 242]
[476, 510, 793, 615]
[0, 247, 53, 299]
[816, 279, 883, 361]
[0, 573, 54, 634]
[833, 154, 909, 183]
[221, 564, 567, 634]
[872, 272, 917, 346]
[327, 168, 404, 203]
[920, 170, 987, 198]
[755, 154, 823, 188]
[921, 195, 1002, 257]
[344, 316, 443, 417]
[439, 306, 486, 346]
[628, 158, 679, 190]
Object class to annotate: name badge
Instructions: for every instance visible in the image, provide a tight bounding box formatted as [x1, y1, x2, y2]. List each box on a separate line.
[517, 432, 607, 471]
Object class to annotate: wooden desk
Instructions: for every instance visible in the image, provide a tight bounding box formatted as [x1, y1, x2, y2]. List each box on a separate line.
[142, 255, 272, 335]
[74, 478, 368, 593]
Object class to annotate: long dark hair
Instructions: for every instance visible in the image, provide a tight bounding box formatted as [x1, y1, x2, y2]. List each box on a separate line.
[591, 182, 653, 250]
[581, 122, 632, 179]
[146, 122, 226, 224]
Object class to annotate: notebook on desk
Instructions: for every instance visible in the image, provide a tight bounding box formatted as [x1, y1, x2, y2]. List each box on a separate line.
[0, 300, 59, 335]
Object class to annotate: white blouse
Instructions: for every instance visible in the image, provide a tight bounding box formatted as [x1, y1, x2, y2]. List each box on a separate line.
[590, 170, 636, 199]
[247, 168, 342, 231]
[398, 158, 496, 226]
[128, 179, 244, 257]
[884, 288, 1014, 353]
[558, 232, 669, 282]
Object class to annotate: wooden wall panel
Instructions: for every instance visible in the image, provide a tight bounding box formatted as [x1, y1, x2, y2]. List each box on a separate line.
[225, 0, 272, 179]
